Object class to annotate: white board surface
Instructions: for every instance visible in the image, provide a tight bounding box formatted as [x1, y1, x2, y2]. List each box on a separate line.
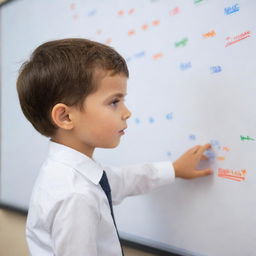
[1, 0, 256, 255]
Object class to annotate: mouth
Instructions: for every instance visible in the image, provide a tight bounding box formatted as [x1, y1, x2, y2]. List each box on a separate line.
[119, 127, 127, 134]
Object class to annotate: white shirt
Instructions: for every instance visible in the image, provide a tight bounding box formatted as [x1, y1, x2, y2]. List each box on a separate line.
[26, 141, 175, 256]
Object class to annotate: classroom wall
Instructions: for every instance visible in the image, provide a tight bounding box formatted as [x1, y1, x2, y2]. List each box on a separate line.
[1, 1, 256, 255]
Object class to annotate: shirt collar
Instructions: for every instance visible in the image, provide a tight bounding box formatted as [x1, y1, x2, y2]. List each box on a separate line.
[48, 140, 103, 185]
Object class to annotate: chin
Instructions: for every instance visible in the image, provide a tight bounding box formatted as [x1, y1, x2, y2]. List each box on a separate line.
[101, 142, 120, 149]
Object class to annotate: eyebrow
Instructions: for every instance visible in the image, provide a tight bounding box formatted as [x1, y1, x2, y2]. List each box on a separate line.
[106, 93, 127, 100]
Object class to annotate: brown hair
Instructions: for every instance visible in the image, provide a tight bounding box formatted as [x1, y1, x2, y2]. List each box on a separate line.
[16, 38, 129, 137]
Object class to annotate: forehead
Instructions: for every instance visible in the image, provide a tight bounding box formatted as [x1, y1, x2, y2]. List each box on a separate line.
[94, 72, 128, 96]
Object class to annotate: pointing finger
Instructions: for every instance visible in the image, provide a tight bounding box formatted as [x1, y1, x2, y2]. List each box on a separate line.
[188, 145, 200, 154]
[196, 144, 211, 157]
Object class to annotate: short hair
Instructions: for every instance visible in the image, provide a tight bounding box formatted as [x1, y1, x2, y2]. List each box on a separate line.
[16, 38, 129, 137]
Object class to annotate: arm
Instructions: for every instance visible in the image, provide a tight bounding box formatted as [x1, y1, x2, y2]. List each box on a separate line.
[106, 144, 212, 204]
[51, 193, 100, 256]
[105, 161, 175, 205]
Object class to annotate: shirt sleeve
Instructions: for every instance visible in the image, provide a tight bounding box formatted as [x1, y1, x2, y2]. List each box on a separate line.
[104, 161, 175, 205]
[51, 193, 100, 256]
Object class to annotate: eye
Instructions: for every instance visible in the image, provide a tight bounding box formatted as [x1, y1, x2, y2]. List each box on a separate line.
[110, 99, 120, 107]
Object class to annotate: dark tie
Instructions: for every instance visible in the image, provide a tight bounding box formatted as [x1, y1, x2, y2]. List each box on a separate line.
[99, 171, 124, 256]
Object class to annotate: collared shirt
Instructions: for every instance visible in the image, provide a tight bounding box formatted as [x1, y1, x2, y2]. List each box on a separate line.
[26, 141, 175, 256]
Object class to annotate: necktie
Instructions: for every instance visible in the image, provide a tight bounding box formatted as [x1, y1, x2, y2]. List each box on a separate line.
[99, 171, 124, 256]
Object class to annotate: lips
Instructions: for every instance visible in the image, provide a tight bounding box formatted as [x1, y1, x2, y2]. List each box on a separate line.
[119, 127, 127, 133]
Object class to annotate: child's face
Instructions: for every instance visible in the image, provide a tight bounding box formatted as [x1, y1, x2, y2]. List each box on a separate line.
[69, 72, 131, 157]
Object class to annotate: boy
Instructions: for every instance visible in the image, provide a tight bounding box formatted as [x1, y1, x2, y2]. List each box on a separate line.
[16, 38, 212, 256]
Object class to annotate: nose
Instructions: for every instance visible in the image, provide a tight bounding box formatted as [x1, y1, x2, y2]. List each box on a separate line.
[122, 105, 132, 120]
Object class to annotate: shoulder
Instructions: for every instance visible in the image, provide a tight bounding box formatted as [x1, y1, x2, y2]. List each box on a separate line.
[30, 158, 102, 212]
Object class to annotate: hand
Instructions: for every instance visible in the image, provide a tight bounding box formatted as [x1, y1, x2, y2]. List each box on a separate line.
[173, 144, 213, 179]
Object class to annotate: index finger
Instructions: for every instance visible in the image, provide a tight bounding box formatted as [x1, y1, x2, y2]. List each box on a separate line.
[196, 143, 211, 156]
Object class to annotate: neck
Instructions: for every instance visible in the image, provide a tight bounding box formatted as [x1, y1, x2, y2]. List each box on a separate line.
[51, 133, 95, 158]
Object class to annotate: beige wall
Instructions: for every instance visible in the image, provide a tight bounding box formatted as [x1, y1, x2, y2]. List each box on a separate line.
[0, 209, 29, 256]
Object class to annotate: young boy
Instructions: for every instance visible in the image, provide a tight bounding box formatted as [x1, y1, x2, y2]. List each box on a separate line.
[16, 38, 212, 256]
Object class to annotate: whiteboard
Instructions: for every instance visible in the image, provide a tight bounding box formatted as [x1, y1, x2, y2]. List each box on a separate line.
[1, 0, 256, 255]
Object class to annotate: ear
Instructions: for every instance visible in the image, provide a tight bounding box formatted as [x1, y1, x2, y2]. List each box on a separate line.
[51, 103, 74, 130]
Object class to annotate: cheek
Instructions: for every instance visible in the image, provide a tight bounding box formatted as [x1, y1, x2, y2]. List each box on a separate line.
[87, 112, 114, 134]
[95, 115, 120, 139]
[97, 109, 119, 125]
[82, 108, 119, 135]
